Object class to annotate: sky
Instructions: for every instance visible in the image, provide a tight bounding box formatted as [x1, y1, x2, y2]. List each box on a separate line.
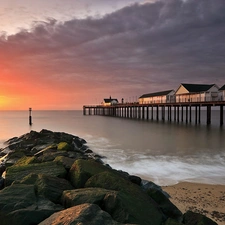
[0, 0, 225, 110]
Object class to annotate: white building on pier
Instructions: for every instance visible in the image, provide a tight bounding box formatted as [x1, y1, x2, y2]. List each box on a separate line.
[175, 83, 219, 102]
[139, 90, 175, 104]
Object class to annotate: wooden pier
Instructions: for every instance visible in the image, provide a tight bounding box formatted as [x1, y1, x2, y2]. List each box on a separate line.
[83, 101, 225, 126]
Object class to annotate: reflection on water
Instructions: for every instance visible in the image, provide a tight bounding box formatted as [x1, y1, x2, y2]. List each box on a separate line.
[0, 110, 225, 185]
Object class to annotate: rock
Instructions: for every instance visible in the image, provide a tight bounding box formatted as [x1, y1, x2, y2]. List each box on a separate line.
[84, 149, 93, 154]
[16, 173, 74, 204]
[68, 159, 112, 188]
[163, 218, 183, 225]
[183, 211, 218, 225]
[0, 164, 6, 175]
[128, 175, 142, 185]
[37, 149, 68, 162]
[53, 156, 76, 170]
[4, 150, 26, 167]
[142, 179, 170, 198]
[34, 144, 58, 157]
[14, 156, 39, 166]
[57, 142, 72, 151]
[62, 187, 117, 208]
[85, 171, 164, 225]
[0, 177, 4, 189]
[146, 188, 183, 222]
[35, 174, 74, 204]
[0, 184, 62, 225]
[38, 203, 122, 225]
[5, 161, 67, 186]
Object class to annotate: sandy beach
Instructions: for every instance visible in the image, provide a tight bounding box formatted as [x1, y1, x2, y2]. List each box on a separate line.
[162, 182, 225, 225]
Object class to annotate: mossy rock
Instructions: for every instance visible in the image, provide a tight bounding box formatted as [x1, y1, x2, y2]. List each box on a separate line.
[0, 184, 36, 214]
[163, 218, 183, 225]
[35, 174, 74, 204]
[5, 161, 67, 186]
[34, 144, 57, 157]
[183, 211, 218, 225]
[0, 184, 63, 225]
[68, 159, 112, 188]
[14, 156, 38, 166]
[85, 171, 164, 225]
[54, 156, 76, 170]
[62, 187, 118, 208]
[147, 188, 182, 222]
[13, 173, 39, 185]
[39, 203, 121, 225]
[15, 173, 74, 204]
[5, 151, 26, 167]
[57, 142, 72, 151]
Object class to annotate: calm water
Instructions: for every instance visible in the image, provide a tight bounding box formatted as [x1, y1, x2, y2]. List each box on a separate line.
[0, 110, 225, 186]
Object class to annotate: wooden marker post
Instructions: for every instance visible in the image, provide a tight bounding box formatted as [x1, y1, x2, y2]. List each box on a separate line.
[29, 108, 32, 125]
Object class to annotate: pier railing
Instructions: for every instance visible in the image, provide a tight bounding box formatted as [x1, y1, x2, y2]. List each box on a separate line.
[83, 101, 225, 126]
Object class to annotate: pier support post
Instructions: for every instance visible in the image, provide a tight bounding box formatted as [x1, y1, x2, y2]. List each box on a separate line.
[142, 106, 145, 120]
[195, 106, 198, 124]
[151, 106, 154, 120]
[156, 106, 159, 121]
[220, 105, 223, 126]
[207, 105, 211, 125]
[186, 106, 188, 123]
[189, 105, 192, 123]
[169, 106, 172, 122]
[146, 106, 149, 120]
[198, 105, 201, 124]
[162, 106, 165, 121]
[181, 106, 183, 122]
[174, 106, 176, 121]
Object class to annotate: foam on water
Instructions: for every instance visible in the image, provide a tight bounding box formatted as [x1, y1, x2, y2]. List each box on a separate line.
[88, 136, 225, 186]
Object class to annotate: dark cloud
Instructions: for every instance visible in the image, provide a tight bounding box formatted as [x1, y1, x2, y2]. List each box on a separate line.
[1, 0, 225, 108]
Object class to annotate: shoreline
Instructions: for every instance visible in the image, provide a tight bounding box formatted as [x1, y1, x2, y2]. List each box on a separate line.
[162, 182, 225, 225]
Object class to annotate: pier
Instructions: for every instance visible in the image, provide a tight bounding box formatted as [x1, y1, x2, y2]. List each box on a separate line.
[83, 101, 225, 126]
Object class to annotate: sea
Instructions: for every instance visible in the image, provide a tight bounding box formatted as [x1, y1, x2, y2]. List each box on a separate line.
[0, 109, 225, 186]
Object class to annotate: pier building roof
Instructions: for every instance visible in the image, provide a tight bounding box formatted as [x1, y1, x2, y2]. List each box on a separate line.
[177, 83, 216, 94]
[104, 98, 118, 103]
[219, 85, 225, 91]
[139, 90, 174, 99]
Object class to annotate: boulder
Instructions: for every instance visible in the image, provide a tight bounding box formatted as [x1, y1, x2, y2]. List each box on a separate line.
[0, 183, 62, 225]
[35, 174, 74, 204]
[68, 159, 112, 188]
[163, 218, 183, 225]
[5, 161, 67, 186]
[146, 188, 183, 222]
[16, 173, 74, 204]
[85, 171, 164, 225]
[14, 156, 39, 166]
[38, 203, 122, 225]
[183, 211, 218, 225]
[57, 142, 72, 151]
[53, 156, 76, 170]
[34, 144, 58, 157]
[62, 187, 118, 208]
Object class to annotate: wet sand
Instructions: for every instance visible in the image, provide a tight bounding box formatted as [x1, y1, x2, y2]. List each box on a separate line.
[163, 182, 225, 225]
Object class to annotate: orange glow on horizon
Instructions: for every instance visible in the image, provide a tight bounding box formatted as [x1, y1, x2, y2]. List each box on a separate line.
[0, 96, 12, 109]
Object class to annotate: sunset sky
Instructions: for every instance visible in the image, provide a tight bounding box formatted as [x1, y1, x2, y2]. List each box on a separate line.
[0, 0, 225, 110]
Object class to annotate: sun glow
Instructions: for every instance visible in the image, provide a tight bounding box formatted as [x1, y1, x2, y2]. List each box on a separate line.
[0, 96, 11, 109]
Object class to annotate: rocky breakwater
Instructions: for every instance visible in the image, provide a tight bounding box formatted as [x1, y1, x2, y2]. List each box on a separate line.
[0, 129, 218, 225]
